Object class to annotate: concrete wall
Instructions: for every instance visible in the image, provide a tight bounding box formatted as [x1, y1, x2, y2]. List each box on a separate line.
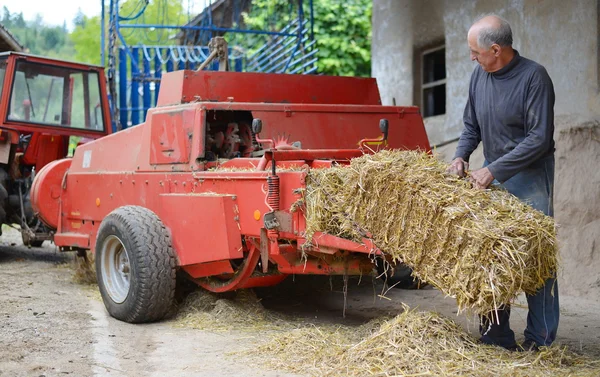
[371, 0, 414, 106]
[372, 0, 599, 145]
[372, 0, 600, 301]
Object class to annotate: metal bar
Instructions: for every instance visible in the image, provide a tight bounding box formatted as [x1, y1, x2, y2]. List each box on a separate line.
[118, 23, 298, 37]
[422, 79, 447, 89]
[130, 46, 140, 126]
[290, 56, 318, 74]
[282, 41, 301, 73]
[116, 31, 140, 72]
[247, 35, 297, 71]
[264, 149, 364, 161]
[118, 47, 128, 129]
[143, 55, 151, 121]
[101, 0, 105, 66]
[248, 22, 307, 66]
[247, 18, 301, 60]
[166, 56, 174, 74]
[250, 25, 307, 64]
[196, 49, 219, 71]
[304, 65, 318, 74]
[265, 40, 306, 73]
[260, 35, 309, 72]
[309, 0, 314, 40]
[153, 53, 161, 107]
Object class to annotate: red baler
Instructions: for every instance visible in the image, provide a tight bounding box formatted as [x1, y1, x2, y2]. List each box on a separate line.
[31, 70, 430, 322]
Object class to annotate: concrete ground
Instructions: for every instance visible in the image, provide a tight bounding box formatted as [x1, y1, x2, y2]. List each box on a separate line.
[0, 227, 599, 377]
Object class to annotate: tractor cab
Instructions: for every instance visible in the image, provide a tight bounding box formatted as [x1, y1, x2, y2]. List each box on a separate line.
[0, 52, 111, 246]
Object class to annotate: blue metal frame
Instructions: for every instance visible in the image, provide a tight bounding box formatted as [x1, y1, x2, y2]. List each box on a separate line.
[103, 0, 317, 131]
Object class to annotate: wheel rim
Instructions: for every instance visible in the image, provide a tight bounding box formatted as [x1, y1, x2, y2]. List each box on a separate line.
[101, 235, 131, 304]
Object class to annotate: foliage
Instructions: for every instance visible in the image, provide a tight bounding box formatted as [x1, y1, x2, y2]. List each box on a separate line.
[70, 0, 188, 65]
[1, 6, 75, 58]
[231, 0, 372, 77]
[1, 0, 372, 76]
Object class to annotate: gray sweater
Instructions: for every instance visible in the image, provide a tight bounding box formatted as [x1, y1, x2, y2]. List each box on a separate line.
[454, 50, 555, 183]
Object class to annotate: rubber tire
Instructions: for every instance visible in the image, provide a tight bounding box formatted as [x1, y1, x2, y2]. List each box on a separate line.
[95, 206, 176, 323]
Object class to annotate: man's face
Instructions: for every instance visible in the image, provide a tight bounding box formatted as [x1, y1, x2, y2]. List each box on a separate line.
[468, 31, 497, 72]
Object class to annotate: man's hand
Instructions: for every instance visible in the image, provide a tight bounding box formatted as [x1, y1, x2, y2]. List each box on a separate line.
[447, 157, 469, 178]
[470, 167, 494, 189]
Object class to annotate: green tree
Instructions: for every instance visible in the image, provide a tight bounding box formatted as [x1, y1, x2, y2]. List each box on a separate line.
[70, 0, 187, 65]
[231, 0, 372, 77]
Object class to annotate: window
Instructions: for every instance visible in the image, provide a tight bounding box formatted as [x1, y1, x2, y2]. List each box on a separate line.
[7, 61, 105, 132]
[421, 45, 446, 118]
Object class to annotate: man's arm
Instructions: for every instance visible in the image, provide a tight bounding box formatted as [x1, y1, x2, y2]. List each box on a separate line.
[448, 75, 481, 178]
[454, 93, 482, 163]
[486, 69, 555, 183]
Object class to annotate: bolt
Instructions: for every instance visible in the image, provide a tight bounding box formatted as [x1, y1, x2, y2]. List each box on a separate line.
[145, 180, 148, 184]
[234, 216, 239, 221]
[232, 195, 237, 200]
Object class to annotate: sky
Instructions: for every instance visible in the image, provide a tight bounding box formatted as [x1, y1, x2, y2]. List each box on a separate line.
[0, 0, 102, 30]
[0, 0, 208, 31]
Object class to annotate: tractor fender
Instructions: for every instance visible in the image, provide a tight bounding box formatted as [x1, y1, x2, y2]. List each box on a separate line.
[30, 158, 72, 229]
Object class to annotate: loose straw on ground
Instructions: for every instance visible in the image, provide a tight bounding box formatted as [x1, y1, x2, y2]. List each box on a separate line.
[303, 150, 558, 316]
[257, 305, 599, 377]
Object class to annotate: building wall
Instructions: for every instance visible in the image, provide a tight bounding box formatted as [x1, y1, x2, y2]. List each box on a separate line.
[372, 0, 599, 145]
[372, 0, 600, 301]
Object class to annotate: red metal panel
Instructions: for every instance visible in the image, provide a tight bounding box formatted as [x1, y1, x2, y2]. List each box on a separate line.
[30, 158, 71, 229]
[22, 134, 69, 172]
[149, 109, 195, 165]
[158, 193, 244, 265]
[183, 260, 234, 278]
[251, 109, 430, 152]
[157, 70, 382, 107]
[305, 232, 383, 256]
[53, 232, 90, 248]
[70, 124, 144, 172]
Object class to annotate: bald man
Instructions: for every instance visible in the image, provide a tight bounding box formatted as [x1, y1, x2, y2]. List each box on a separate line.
[448, 15, 559, 351]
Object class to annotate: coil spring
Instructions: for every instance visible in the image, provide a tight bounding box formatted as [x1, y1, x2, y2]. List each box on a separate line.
[267, 175, 280, 211]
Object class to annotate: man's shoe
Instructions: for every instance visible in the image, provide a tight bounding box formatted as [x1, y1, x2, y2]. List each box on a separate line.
[478, 337, 520, 351]
[519, 339, 540, 352]
[504, 343, 521, 352]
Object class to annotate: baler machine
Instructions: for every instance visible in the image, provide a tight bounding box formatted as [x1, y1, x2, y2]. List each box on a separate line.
[30, 70, 431, 323]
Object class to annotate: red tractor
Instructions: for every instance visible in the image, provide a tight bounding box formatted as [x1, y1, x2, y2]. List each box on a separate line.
[31, 69, 430, 323]
[0, 52, 111, 246]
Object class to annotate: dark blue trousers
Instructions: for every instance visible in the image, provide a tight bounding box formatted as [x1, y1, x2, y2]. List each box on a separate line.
[480, 156, 559, 348]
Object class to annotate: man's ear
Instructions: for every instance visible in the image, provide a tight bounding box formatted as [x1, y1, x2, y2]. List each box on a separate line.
[491, 44, 501, 57]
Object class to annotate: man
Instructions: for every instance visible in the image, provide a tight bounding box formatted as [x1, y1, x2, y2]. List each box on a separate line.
[447, 14, 559, 351]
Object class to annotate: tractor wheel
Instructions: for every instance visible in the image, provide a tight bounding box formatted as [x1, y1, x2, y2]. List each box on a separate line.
[95, 206, 176, 323]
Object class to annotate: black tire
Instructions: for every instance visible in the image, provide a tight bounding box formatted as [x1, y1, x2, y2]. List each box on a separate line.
[95, 206, 176, 323]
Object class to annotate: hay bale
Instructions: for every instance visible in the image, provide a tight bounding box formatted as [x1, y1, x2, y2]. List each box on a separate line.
[259, 306, 599, 377]
[304, 150, 558, 316]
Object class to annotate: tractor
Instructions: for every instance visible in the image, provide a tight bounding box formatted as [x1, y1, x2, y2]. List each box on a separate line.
[0, 52, 111, 247]
[30, 67, 431, 323]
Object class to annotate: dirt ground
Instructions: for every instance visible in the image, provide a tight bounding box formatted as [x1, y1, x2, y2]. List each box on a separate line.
[1, 227, 599, 377]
